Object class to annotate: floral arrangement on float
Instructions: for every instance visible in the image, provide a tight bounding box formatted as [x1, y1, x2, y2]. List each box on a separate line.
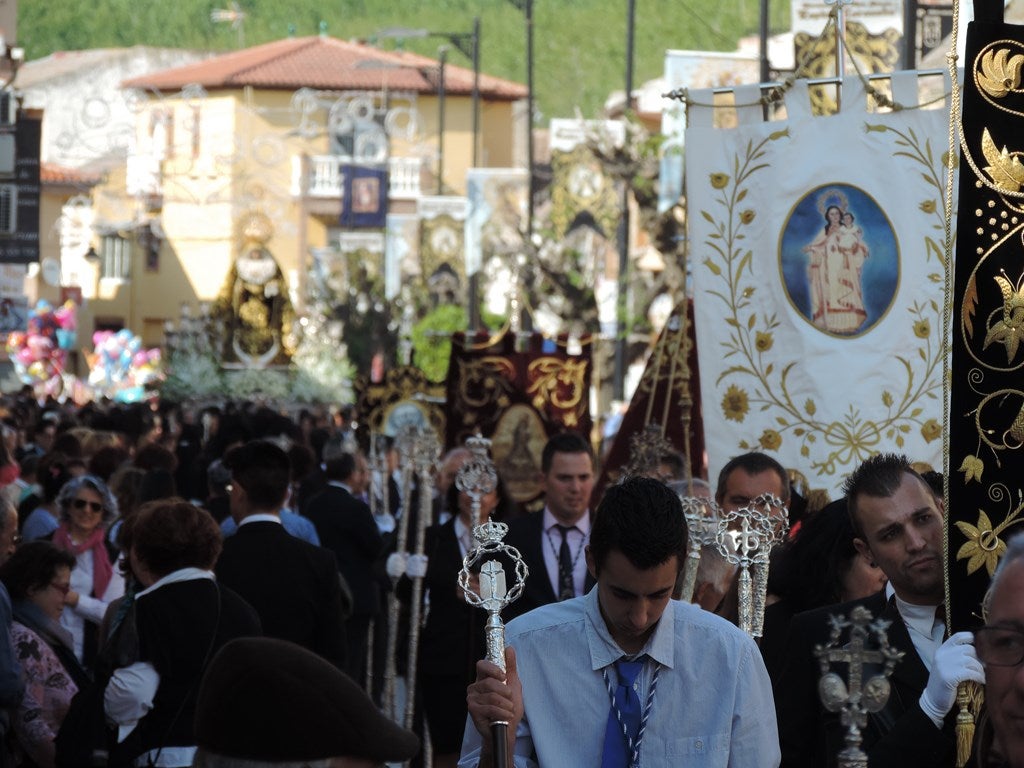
[5, 300, 77, 396]
[87, 329, 163, 402]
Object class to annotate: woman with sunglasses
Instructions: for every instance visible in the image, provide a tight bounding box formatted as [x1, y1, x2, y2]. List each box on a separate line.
[0, 540, 89, 768]
[51, 475, 123, 669]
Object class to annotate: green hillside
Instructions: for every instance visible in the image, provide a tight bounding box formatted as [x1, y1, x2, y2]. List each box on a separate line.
[20, 0, 790, 120]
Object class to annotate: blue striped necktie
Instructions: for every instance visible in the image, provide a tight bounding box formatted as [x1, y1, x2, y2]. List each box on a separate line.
[601, 658, 643, 768]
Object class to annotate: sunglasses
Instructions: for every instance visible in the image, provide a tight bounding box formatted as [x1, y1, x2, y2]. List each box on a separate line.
[71, 498, 104, 513]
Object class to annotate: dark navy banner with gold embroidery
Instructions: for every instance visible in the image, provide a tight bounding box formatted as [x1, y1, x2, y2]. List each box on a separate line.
[341, 164, 388, 229]
[949, 19, 1024, 631]
[444, 331, 592, 507]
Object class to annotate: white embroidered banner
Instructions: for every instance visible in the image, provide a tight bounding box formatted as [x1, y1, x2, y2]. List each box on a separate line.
[685, 74, 954, 496]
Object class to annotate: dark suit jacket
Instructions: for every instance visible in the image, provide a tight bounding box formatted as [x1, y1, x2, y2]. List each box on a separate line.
[502, 510, 595, 621]
[418, 520, 489, 679]
[775, 589, 958, 768]
[112, 579, 261, 765]
[215, 520, 347, 668]
[306, 484, 383, 618]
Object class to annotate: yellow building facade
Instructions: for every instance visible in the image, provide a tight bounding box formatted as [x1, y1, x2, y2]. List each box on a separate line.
[81, 35, 526, 350]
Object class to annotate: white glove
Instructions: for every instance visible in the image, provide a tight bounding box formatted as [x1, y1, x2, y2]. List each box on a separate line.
[919, 632, 986, 727]
[406, 554, 429, 579]
[375, 511, 396, 534]
[385, 552, 407, 579]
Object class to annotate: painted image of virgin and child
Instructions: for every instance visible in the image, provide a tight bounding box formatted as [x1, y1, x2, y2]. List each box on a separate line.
[803, 202, 870, 334]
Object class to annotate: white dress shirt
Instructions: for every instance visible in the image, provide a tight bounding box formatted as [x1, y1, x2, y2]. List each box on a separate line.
[540, 508, 591, 599]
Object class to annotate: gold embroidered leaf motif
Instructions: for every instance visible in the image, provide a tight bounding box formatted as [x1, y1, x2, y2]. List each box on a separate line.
[978, 48, 1024, 98]
[963, 274, 978, 339]
[981, 128, 1024, 192]
[955, 510, 1007, 576]
[959, 455, 984, 483]
[983, 274, 1024, 362]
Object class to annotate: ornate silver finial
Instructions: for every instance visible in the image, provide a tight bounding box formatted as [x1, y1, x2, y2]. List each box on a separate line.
[675, 490, 722, 602]
[624, 424, 675, 478]
[715, 493, 788, 637]
[456, 434, 528, 676]
[815, 605, 904, 768]
[455, 433, 499, 529]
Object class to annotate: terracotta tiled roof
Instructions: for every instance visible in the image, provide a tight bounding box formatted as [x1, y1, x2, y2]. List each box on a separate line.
[122, 36, 527, 101]
[41, 163, 101, 186]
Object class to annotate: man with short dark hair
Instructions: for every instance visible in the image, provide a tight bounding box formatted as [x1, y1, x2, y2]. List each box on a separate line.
[775, 453, 983, 767]
[215, 440, 348, 669]
[504, 432, 597, 620]
[463, 476, 778, 767]
[715, 451, 790, 513]
[306, 450, 382, 685]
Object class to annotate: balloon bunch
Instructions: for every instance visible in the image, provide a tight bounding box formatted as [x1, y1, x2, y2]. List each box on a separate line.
[5, 300, 77, 389]
[88, 329, 163, 401]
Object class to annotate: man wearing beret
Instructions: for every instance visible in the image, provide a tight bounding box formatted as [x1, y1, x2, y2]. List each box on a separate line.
[193, 636, 420, 767]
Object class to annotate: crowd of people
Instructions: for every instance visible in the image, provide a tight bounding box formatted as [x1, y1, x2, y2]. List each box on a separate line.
[0, 391, 1015, 767]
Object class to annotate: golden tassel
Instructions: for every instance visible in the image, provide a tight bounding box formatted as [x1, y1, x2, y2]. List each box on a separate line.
[955, 680, 985, 768]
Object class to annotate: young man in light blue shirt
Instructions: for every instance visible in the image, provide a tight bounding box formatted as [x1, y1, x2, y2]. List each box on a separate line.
[462, 475, 780, 768]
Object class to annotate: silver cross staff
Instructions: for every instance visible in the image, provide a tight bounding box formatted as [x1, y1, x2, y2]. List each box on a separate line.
[674, 490, 722, 603]
[715, 493, 788, 637]
[456, 435, 528, 768]
[815, 605, 904, 768]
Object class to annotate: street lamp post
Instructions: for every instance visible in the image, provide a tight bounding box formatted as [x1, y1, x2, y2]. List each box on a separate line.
[437, 46, 447, 195]
[375, 22, 482, 329]
[506, 0, 534, 336]
[613, 0, 636, 401]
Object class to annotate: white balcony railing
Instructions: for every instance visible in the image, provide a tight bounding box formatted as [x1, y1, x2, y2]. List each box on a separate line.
[291, 155, 421, 200]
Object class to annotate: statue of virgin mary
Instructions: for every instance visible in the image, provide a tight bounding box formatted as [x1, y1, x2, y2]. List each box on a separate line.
[213, 211, 295, 367]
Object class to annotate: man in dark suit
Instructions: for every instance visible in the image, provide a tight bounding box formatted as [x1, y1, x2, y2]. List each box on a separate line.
[504, 432, 596, 620]
[215, 440, 347, 670]
[305, 450, 383, 685]
[774, 453, 984, 767]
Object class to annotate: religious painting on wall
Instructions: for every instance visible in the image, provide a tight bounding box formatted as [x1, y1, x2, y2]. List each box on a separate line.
[686, 74, 954, 497]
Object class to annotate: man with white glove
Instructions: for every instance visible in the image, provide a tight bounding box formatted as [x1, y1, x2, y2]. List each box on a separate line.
[919, 632, 987, 727]
[385, 551, 407, 580]
[405, 554, 429, 579]
[775, 454, 966, 767]
[384, 553, 429, 580]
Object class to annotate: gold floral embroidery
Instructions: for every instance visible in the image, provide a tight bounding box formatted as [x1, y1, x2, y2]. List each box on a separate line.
[755, 332, 774, 352]
[700, 126, 944, 474]
[980, 128, 1024, 193]
[722, 385, 749, 422]
[982, 272, 1024, 363]
[759, 429, 782, 450]
[920, 419, 942, 443]
[959, 455, 984, 483]
[977, 47, 1024, 99]
[955, 501, 1024, 576]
